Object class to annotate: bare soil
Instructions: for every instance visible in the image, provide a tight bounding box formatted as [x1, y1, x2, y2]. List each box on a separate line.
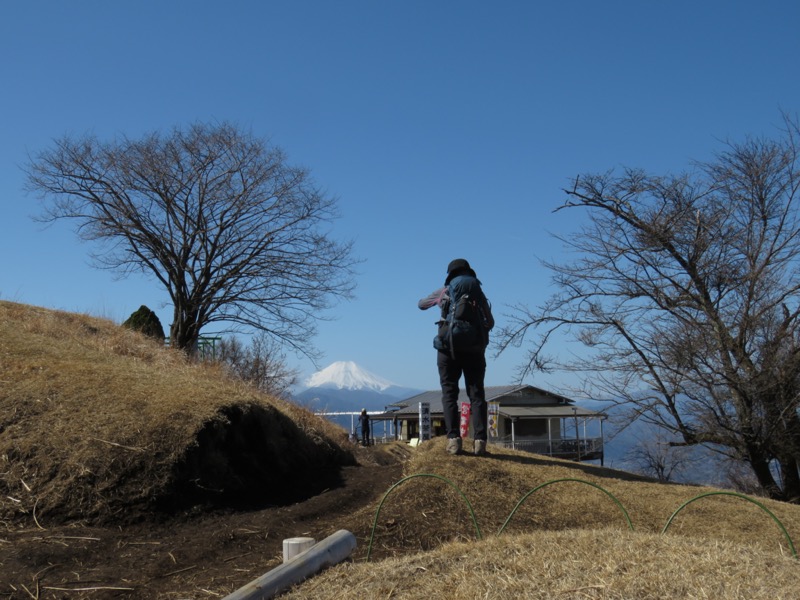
[1, 443, 411, 600]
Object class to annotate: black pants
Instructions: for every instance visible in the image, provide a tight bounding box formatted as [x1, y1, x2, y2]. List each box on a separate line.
[437, 350, 487, 441]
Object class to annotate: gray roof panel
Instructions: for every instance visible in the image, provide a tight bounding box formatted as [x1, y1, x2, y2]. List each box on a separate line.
[373, 385, 604, 419]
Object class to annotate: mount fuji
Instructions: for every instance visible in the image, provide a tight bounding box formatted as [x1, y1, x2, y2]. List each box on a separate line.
[305, 361, 395, 392]
[292, 361, 422, 414]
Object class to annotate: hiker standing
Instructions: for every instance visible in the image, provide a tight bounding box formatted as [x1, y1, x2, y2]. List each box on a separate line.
[418, 258, 494, 456]
[358, 408, 371, 446]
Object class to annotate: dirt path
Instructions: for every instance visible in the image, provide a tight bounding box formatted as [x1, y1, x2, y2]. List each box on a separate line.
[1, 443, 411, 599]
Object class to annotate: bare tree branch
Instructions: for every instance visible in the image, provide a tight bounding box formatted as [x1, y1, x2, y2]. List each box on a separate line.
[498, 113, 800, 501]
[25, 122, 358, 357]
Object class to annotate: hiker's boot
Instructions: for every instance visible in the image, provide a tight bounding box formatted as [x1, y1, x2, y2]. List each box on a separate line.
[474, 440, 487, 456]
[446, 437, 462, 455]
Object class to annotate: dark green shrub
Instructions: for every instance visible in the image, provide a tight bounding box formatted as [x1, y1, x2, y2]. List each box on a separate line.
[122, 305, 165, 341]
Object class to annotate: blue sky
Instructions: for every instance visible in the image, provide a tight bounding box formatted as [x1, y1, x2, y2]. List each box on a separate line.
[2, 1, 798, 392]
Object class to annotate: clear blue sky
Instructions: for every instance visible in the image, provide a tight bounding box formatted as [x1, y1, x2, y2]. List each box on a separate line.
[2, 1, 798, 392]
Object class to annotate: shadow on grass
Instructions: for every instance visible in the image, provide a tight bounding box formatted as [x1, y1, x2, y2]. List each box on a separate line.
[161, 403, 355, 513]
[476, 446, 665, 484]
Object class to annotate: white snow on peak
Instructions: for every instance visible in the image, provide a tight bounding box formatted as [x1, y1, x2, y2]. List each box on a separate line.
[305, 361, 395, 391]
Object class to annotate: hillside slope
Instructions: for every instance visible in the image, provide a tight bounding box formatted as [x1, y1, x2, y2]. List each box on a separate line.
[4, 301, 800, 599]
[0, 301, 354, 524]
[287, 437, 800, 599]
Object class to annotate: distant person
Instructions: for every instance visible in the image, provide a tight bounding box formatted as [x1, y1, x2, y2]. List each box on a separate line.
[358, 408, 371, 446]
[418, 258, 494, 455]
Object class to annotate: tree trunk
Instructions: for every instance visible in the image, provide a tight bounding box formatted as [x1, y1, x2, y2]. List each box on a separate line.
[747, 444, 784, 501]
[170, 306, 201, 354]
[778, 457, 800, 502]
[770, 410, 800, 502]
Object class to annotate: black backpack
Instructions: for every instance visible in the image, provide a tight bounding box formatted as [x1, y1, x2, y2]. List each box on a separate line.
[433, 283, 486, 357]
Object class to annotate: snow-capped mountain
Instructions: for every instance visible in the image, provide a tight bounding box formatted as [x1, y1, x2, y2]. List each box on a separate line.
[304, 361, 394, 392]
[292, 361, 422, 416]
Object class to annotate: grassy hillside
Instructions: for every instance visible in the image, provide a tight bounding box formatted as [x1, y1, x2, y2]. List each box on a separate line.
[287, 437, 800, 599]
[4, 300, 800, 598]
[0, 301, 354, 524]
[288, 529, 799, 599]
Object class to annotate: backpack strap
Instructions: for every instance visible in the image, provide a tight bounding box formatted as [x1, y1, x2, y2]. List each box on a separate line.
[446, 283, 456, 359]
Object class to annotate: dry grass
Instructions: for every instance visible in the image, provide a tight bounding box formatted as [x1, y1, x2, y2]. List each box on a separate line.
[286, 530, 799, 599]
[282, 438, 800, 598]
[0, 301, 353, 524]
[4, 300, 800, 598]
[332, 438, 800, 562]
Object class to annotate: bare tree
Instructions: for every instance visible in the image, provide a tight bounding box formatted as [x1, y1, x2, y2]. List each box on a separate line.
[498, 115, 800, 502]
[26, 122, 357, 355]
[722, 458, 769, 497]
[216, 333, 298, 398]
[622, 431, 698, 483]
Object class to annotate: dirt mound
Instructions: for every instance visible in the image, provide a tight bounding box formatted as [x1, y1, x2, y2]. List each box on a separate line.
[0, 301, 354, 525]
[166, 402, 354, 512]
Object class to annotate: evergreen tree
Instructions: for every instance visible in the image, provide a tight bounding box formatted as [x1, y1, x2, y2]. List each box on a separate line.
[123, 305, 165, 341]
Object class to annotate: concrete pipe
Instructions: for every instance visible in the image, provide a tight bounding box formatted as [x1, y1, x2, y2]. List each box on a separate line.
[223, 529, 357, 600]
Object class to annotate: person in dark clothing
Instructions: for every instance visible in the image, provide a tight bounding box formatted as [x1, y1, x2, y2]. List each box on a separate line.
[358, 408, 371, 446]
[418, 258, 494, 455]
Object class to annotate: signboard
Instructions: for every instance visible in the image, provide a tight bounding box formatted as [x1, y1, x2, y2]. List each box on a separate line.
[488, 401, 499, 438]
[459, 402, 471, 438]
[419, 402, 431, 442]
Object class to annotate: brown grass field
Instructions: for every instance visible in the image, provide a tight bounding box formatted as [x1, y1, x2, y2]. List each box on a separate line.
[2, 300, 800, 599]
